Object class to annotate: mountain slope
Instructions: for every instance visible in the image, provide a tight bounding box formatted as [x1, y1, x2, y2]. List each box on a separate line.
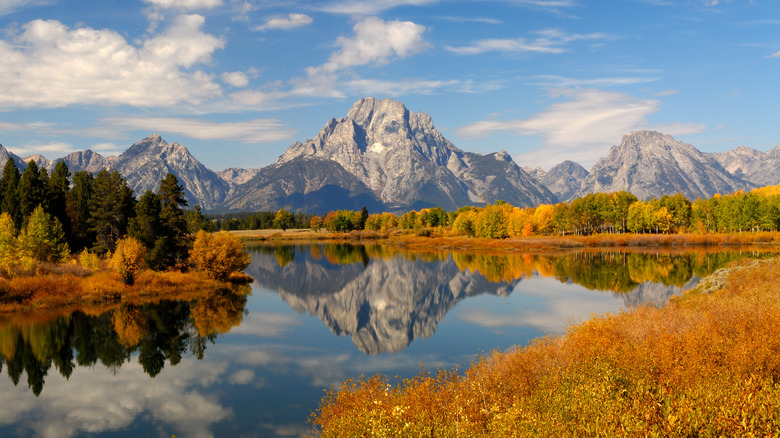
[742, 144, 780, 186]
[112, 135, 230, 209]
[576, 131, 755, 200]
[540, 160, 589, 202]
[241, 97, 556, 211]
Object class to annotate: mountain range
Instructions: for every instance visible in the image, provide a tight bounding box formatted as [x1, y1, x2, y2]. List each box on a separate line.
[0, 97, 777, 212]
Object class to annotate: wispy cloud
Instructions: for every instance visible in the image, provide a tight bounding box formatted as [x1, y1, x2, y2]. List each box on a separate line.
[255, 13, 313, 31]
[142, 0, 223, 10]
[446, 29, 609, 55]
[316, 0, 439, 15]
[456, 88, 703, 168]
[0, 15, 224, 109]
[531, 75, 658, 87]
[0, 0, 54, 16]
[767, 50, 780, 58]
[102, 116, 296, 144]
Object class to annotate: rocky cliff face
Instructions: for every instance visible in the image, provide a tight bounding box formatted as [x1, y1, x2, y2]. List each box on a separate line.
[540, 160, 589, 202]
[576, 131, 755, 200]
[112, 135, 230, 209]
[61, 150, 118, 174]
[741, 144, 780, 186]
[243, 97, 556, 212]
[710, 145, 764, 178]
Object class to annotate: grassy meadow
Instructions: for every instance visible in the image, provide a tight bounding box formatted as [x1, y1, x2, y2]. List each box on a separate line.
[311, 257, 780, 437]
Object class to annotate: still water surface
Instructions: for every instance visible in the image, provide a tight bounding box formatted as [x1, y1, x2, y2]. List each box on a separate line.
[0, 244, 773, 437]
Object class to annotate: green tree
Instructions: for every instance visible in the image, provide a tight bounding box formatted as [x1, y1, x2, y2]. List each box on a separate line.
[186, 205, 213, 234]
[17, 160, 45, 223]
[156, 173, 190, 269]
[89, 170, 135, 253]
[17, 205, 70, 263]
[66, 171, 94, 251]
[0, 159, 21, 228]
[273, 209, 295, 231]
[48, 161, 71, 228]
[129, 190, 162, 251]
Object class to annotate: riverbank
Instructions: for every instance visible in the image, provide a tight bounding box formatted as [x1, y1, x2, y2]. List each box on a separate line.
[311, 256, 780, 437]
[236, 228, 780, 251]
[0, 266, 251, 315]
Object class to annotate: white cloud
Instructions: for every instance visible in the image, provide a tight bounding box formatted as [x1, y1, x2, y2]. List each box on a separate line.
[227, 369, 256, 385]
[143, 0, 223, 9]
[102, 116, 296, 144]
[446, 29, 609, 55]
[0, 360, 231, 438]
[0, 15, 224, 109]
[255, 13, 313, 31]
[229, 313, 300, 337]
[221, 71, 250, 88]
[455, 88, 704, 168]
[317, 0, 439, 15]
[0, 0, 54, 16]
[9, 141, 79, 157]
[306, 17, 429, 75]
[767, 50, 780, 58]
[344, 78, 462, 96]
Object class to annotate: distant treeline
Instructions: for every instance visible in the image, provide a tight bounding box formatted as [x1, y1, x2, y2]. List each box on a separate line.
[221, 185, 780, 237]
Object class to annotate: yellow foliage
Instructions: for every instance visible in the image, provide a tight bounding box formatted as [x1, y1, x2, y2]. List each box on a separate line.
[313, 258, 780, 437]
[189, 230, 251, 281]
[109, 237, 147, 285]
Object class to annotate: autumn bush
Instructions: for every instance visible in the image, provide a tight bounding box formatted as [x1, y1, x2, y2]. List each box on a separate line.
[109, 236, 147, 285]
[312, 257, 780, 437]
[189, 230, 251, 281]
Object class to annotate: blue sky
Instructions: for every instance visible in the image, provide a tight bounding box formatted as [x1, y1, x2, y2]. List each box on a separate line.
[0, 0, 778, 171]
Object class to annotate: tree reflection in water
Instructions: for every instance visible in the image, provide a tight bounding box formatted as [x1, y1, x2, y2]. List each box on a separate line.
[0, 285, 249, 395]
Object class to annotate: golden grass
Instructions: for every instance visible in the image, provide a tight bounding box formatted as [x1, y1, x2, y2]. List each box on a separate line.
[0, 267, 235, 315]
[311, 257, 780, 437]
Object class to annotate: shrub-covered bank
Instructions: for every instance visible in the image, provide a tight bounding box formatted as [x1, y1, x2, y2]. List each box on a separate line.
[311, 257, 780, 437]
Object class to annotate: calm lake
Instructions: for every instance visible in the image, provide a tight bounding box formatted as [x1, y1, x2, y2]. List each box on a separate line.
[0, 243, 775, 437]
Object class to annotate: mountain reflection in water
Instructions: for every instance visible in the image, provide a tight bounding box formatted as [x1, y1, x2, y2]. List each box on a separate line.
[247, 244, 773, 355]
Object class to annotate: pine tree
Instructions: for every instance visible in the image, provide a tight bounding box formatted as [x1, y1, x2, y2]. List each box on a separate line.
[0, 159, 20, 228]
[17, 160, 45, 223]
[155, 173, 189, 269]
[66, 171, 94, 251]
[17, 205, 70, 263]
[89, 170, 135, 253]
[48, 161, 71, 228]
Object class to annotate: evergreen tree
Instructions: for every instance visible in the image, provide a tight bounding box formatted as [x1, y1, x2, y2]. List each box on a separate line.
[17, 160, 45, 224]
[0, 159, 20, 228]
[17, 205, 70, 263]
[186, 205, 212, 233]
[66, 171, 94, 251]
[89, 170, 135, 253]
[48, 161, 71, 228]
[155, 173, 189, 269]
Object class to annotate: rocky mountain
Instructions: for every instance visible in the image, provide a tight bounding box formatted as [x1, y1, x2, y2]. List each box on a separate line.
[223, 97, 556, 212]
[0, 145, 25, 170]
[540, 160, 589, 202]
[216, 167, 261, 187]
[61, 149, 117, 174]
[111, 135, 230, 210]
[711, 145, 764, 178]
[740, 144, 780, 186]
[575, 131, 755, 200]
